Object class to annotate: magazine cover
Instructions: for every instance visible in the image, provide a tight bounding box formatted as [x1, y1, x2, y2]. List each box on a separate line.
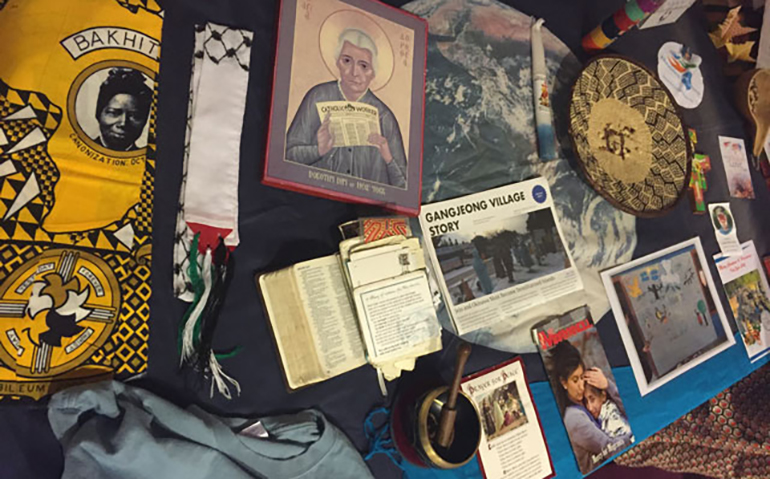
[263, 0, 427, 215]
[461, 357, 554, 479]
[715, 241, 770, 362]
[601, 237, 735, 396]
[419, 178, 582, 335]
[533, 306, 634, 475]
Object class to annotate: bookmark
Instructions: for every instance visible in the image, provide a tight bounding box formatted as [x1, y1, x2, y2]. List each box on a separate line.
[362, 217, 411, 242]
[689, 154, 711, 214]
[719, 136, 755, 199]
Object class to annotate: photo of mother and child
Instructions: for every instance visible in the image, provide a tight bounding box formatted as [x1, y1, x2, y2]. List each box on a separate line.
[547, 340, 634, 474]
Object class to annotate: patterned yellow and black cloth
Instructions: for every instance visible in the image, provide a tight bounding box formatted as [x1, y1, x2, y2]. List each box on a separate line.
[569, 56, 692, 217]
[0, 0, 161, 400]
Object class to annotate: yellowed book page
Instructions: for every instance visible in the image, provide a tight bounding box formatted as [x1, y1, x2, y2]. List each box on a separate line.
[347, 237, 426, 288]
[259, 268, 325, 390]
[339, 236, 364, 263]
[294, 255, 367, 378]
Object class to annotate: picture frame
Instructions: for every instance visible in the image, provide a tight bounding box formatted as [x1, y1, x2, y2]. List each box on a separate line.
[601, 237, 735, 396]
[263, 0, 428, 215]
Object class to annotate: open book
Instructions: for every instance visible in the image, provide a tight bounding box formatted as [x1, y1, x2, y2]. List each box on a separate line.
[258, 232, 441, 391]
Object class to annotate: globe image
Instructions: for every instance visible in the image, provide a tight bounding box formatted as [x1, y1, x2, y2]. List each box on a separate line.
[405, 0, 637, 351]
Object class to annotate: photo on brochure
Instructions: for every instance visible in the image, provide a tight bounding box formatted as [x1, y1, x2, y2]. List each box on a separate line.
[602, 237, 735, 396]
[431, 207, 571, 307]
[263, 0, 427, 214]
[462, 357, 554, 479]
[534, 306, 634, 476]
[477, 380, 529, 441]
[419, 178, 582, 336]
[715, 241, 770, 362]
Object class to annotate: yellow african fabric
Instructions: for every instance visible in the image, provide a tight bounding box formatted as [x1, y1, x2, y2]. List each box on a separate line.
[0, 0, 161, 400]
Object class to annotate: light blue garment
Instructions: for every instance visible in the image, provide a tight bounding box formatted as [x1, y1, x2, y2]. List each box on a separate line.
[471, 248, 493, 295]
[48, 381, 374, 479]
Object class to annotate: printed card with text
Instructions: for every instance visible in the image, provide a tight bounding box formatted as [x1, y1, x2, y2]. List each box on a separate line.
[462, 357, 554, 479]
[719, 136, 754, 199]
[715, 241, 770, 362]
[640, 0, 696, 29]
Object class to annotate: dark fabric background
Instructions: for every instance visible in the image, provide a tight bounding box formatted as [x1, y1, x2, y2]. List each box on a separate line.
[2, 1, 768, 478]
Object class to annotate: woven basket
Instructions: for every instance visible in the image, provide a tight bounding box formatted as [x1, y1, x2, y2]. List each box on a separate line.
[569, 55, 692, 217]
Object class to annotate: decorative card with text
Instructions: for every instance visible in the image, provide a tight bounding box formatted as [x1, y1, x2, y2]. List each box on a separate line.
[461, 357, 554, 479]
[719, 136, 755, 199]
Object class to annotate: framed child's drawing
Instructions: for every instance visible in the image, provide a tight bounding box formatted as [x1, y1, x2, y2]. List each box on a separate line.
[602, 238, 735, 396]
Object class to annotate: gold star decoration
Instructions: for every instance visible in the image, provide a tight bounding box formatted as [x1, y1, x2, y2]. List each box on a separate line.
[717, 6, 757, 43]
[725, 41, 756, 63]
[709, 30, 727, 49]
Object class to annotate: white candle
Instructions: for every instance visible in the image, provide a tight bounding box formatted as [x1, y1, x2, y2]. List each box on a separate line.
[531, 18, 556, 160]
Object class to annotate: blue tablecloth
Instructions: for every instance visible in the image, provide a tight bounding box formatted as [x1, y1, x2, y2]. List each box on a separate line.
[2, 1, 768, 479]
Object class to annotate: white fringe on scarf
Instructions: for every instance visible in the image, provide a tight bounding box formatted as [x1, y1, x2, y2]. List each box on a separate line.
[180, 248, 241, 399]
[181, 249, 212, 366]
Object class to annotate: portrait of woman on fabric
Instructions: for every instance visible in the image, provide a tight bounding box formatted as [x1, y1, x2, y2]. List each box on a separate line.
[285, 27, 408, 188]
[548, 340, 634, 474]
[91, 68, 152, 152]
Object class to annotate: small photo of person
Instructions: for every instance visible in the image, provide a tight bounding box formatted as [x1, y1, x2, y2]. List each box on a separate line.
[546, 337, 633, 474]
[711, 205, 733, 235]
[478, 381, 528, 441]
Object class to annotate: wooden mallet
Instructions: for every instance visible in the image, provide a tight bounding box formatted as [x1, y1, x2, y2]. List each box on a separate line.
[436, 342, 472, 448]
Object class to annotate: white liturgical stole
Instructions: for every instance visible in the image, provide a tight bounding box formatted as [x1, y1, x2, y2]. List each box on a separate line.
[174, 23, 252, 301]
[173, 23, 253, 399]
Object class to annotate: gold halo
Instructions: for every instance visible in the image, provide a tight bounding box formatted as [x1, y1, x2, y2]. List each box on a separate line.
[318, 9, 395, 92]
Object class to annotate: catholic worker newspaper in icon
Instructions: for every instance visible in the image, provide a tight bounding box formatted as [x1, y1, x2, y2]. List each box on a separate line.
[316, 101, 381, 147]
